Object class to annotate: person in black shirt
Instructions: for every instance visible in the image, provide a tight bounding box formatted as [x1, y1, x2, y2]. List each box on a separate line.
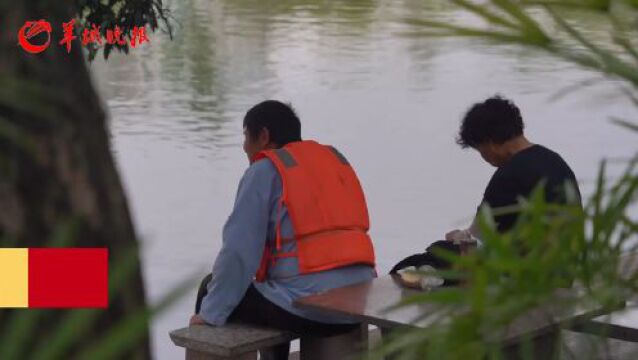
[390, 96, 582, 279]
[446, 95, 582, 244]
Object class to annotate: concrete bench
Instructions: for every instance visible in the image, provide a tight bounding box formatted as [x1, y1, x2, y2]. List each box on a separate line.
[170, 324, 297, 360]
[170, 323, 367, 360]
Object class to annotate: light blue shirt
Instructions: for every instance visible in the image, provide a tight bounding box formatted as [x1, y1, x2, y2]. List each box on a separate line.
[199, 158, 376, 326]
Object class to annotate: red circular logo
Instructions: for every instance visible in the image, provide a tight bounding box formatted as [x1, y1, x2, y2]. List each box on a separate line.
[18, 20, 52, 54]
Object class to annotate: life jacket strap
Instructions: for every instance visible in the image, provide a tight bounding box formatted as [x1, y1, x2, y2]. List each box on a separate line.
[271, 251, 297, 259]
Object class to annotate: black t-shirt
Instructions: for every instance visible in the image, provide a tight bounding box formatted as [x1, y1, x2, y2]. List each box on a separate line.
[480, 144, 581, 232]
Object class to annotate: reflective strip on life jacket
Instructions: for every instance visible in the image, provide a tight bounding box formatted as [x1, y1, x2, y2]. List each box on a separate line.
[273, 148, 297, 168]
[327, 146, 349, 165]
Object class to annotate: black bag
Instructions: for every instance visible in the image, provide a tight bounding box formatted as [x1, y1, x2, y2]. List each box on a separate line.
[389, 240, 462, 286]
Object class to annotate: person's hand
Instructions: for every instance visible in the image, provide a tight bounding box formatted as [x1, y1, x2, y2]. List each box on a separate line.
[189, 314, 207, 326]
[445, 229, 468, 243]
[446, 229, 478, 256]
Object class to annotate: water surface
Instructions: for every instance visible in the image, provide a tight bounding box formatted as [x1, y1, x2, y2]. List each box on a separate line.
[92, 1, 636, 358]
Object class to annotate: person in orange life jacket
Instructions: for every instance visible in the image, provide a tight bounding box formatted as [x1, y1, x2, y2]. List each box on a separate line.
[190, 100, 376, 360]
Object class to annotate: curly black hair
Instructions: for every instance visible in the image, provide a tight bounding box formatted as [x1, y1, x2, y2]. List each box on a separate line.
[457, 95, 524, 148]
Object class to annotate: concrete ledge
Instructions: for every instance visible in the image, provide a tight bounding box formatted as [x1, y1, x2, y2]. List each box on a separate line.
[571, 307, 638, 343]
[170, 324, 297, 359]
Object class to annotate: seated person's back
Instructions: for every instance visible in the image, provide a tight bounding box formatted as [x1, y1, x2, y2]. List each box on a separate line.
[442, 95, 582, 245]
[394, 96, 583, 284]
[482, 143, 581, 232]
[191, 100, 376, 360]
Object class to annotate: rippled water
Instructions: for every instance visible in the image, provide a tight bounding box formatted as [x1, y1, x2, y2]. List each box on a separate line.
[91, 1, 636, 358]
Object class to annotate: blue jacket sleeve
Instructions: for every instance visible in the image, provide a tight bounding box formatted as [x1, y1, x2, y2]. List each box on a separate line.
[198, 161, 277, 325]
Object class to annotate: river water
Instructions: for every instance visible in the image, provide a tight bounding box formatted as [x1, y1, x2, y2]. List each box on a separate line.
[91, 1, 636, 358]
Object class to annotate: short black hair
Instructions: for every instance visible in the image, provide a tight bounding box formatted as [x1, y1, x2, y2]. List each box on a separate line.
[243, 100, 302, 147]
[457, 95, 524, 148]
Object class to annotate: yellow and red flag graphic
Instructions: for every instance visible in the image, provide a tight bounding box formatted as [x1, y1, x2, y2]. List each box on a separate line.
[0, 248, 108, 308]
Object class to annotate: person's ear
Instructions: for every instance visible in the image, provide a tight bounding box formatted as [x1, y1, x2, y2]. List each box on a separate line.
[258, 127, 270, 147]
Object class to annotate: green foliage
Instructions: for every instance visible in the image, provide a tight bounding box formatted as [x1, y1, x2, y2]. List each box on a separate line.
[1, 1, 185, 358]
[378, 1, 638, 359]
[0, 220, 200, 359]
[374, 156, 637, 360]
[403, 0, 638, 96]
[75, 0, 173, 60]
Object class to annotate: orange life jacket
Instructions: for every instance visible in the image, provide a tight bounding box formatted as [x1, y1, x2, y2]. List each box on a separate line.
[253, 140, 375, 282]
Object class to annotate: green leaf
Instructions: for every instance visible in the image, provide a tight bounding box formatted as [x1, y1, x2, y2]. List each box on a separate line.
[491, 0, 551, 44]
[611, 117, 638, 132]
[30, 244, 142, 360]
[451, 0, 520, 30]
[401, 18, 532, 43]
[76, 272, 200, 360]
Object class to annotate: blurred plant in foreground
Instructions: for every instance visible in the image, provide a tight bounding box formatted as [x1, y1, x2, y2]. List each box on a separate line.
[0, 0, 185, 358]
[0, 220, 199, 359]
[374, 1, 638, 359]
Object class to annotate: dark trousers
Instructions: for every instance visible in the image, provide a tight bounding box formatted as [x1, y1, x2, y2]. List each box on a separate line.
[195, 274, 359, 360]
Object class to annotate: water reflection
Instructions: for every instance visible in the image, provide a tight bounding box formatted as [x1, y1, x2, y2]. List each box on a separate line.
[92, 0, 456, 149]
